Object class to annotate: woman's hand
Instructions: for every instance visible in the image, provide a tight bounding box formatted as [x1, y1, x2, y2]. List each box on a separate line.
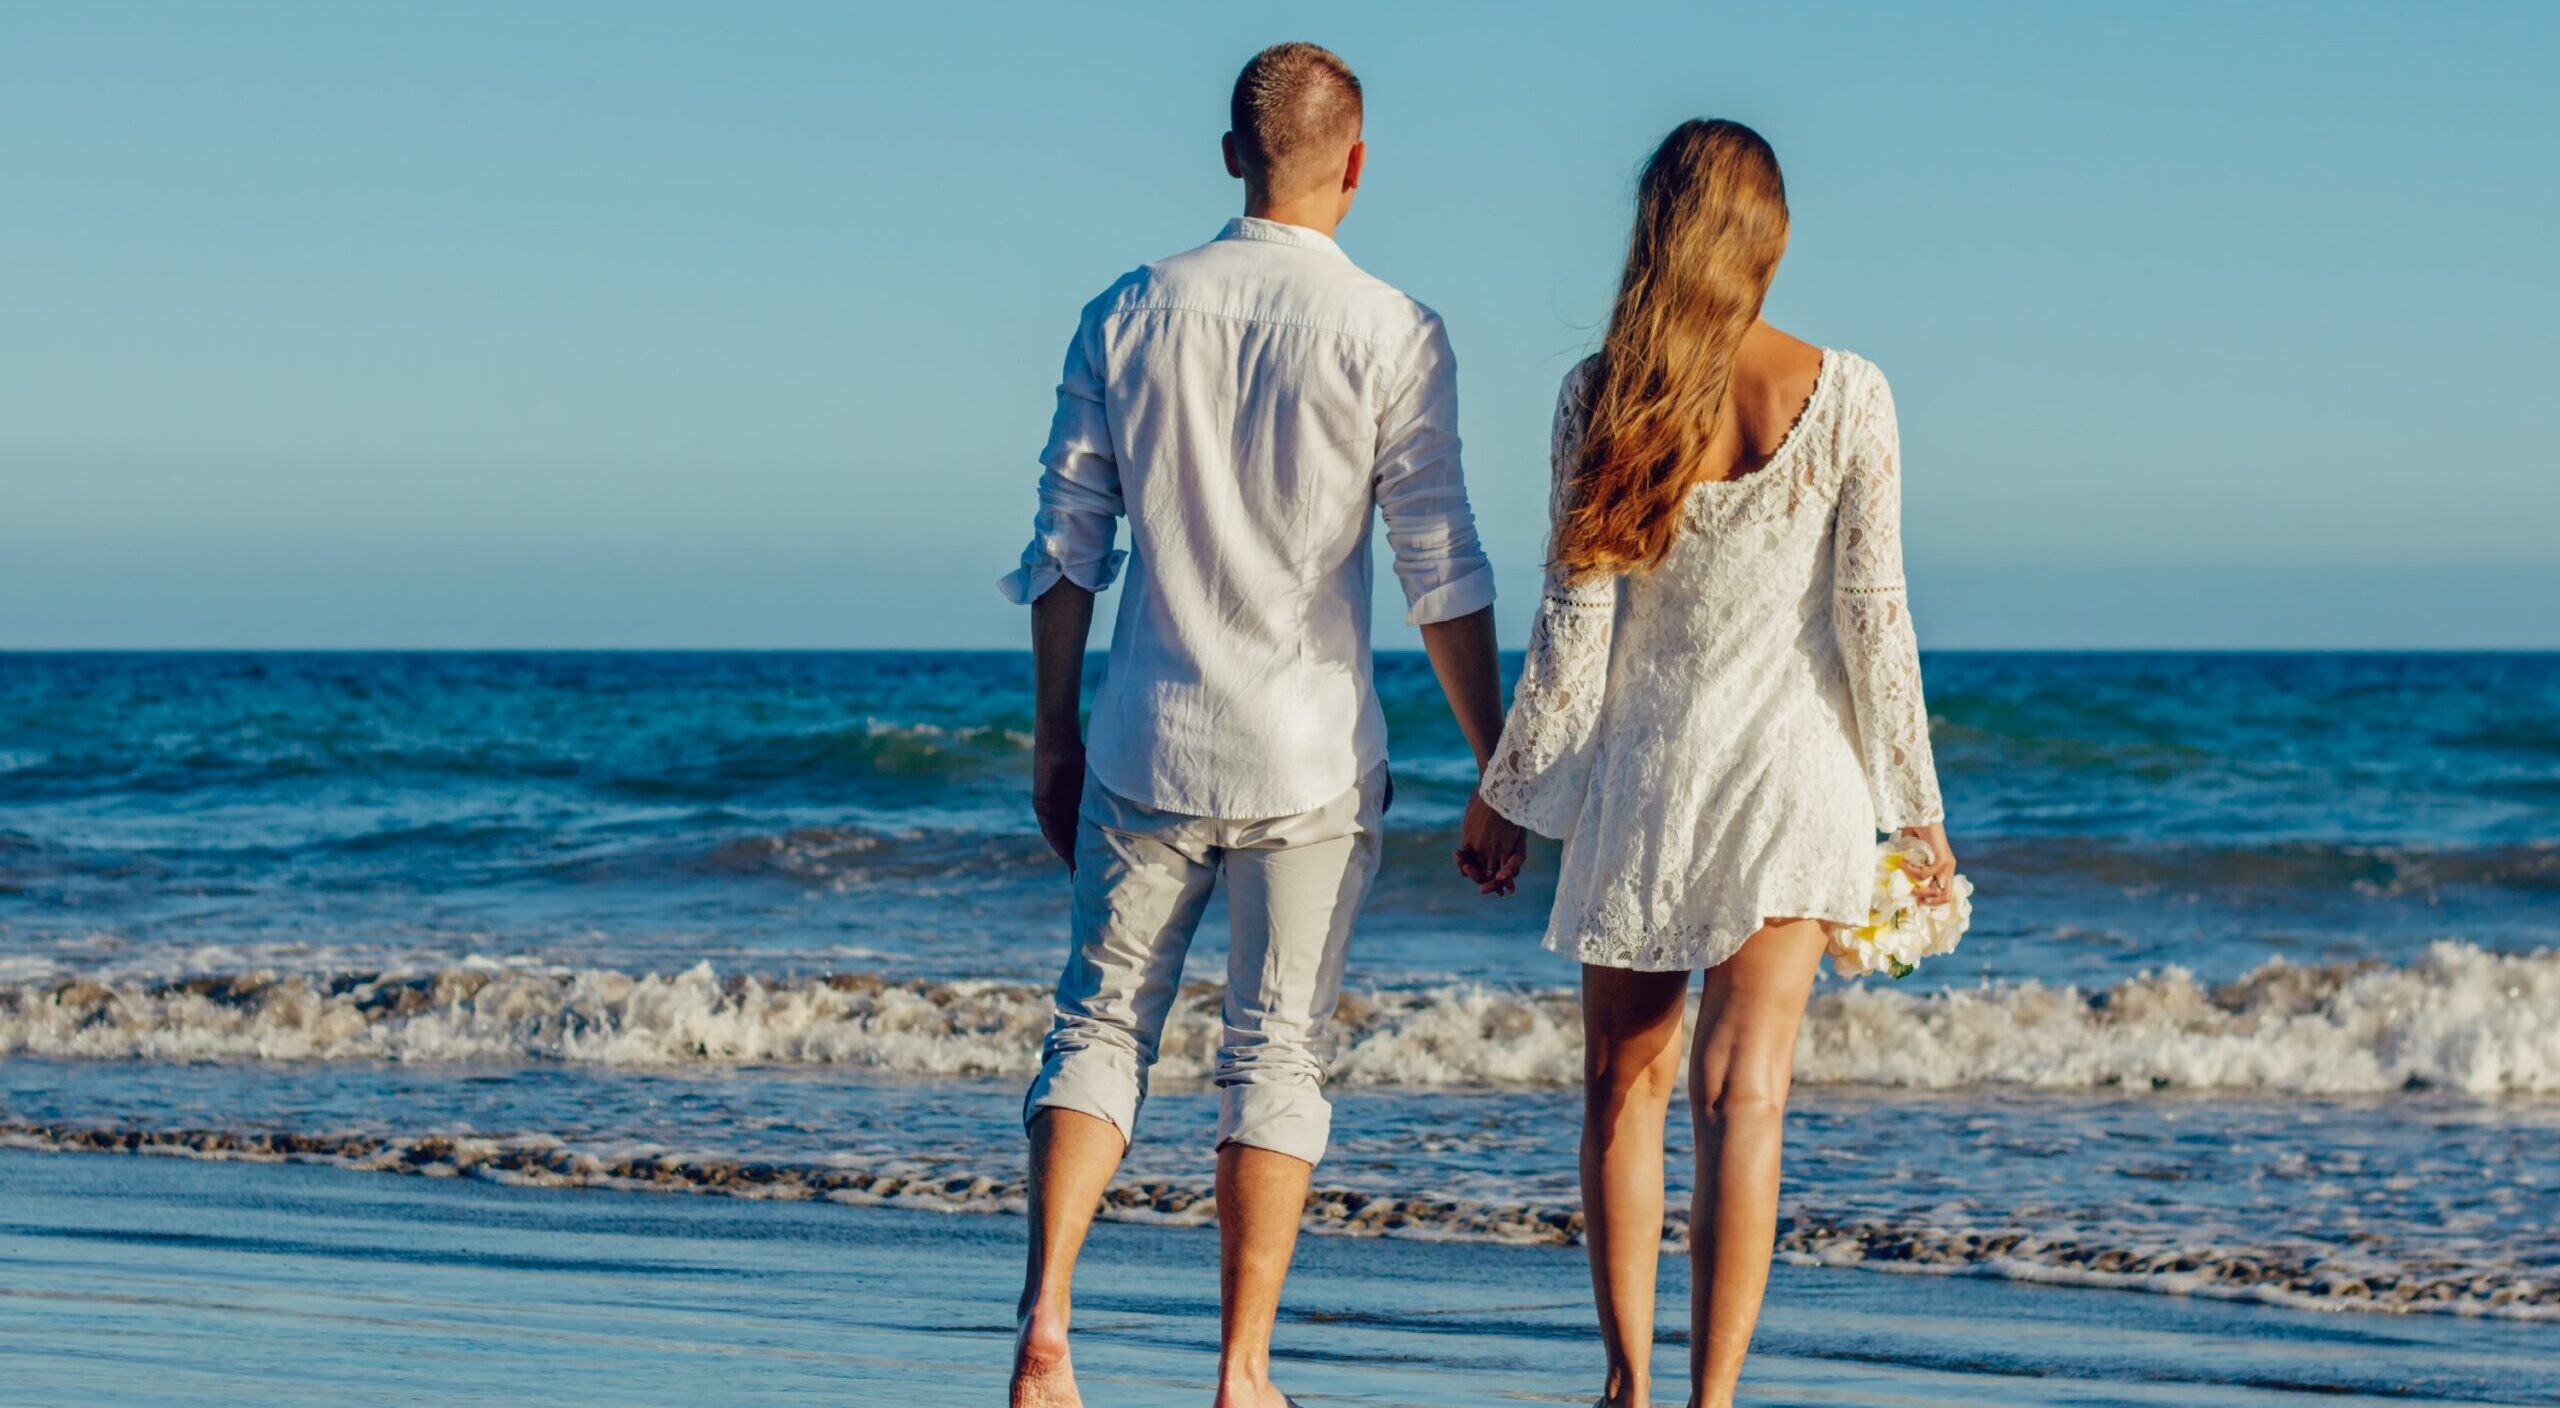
[1032, 737, 1086, 871]
[1896, 821, 1957, 905]
[1456, 790, 1527, 896]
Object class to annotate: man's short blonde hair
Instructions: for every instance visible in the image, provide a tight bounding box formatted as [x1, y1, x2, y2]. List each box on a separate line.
[1229, 43, 1363, 199]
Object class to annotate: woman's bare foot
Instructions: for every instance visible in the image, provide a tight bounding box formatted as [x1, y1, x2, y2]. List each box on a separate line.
[1010, 1307, 1080, 1408]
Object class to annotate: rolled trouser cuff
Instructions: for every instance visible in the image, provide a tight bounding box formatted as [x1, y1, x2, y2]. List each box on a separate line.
[1213, 1079, 1332, 1166]
[1024, 1036, 1143, 1145]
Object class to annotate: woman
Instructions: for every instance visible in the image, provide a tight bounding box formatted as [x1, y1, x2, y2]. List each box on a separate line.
[1468, 120, 1956, 1407]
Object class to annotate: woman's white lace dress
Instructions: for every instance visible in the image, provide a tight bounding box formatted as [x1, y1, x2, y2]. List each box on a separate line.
[1479, 351, 1944, 972]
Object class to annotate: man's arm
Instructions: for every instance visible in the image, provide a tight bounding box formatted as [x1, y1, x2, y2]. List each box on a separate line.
[1375, 316, 1521, 895]
[1418, 606, 1504, 769]
[1420, 606, 1526, 896]
[1000, 302, 1121, 870]
[1030, 583, 1097, 869]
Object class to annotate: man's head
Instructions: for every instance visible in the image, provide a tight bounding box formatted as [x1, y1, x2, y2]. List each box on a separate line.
[1223, 43, 1365, 224]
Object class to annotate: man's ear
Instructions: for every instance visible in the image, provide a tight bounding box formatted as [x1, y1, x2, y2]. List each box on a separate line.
[1222, 132, 1246, 180]
[1342, 140, 1366, 193]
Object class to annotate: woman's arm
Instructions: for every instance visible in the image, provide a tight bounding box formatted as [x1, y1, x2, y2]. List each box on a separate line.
[1830, 361, 1953, 897]
[1475, 366, 1619, 844]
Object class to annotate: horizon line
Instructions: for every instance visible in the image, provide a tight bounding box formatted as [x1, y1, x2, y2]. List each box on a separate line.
[6, 645, 2555, 657]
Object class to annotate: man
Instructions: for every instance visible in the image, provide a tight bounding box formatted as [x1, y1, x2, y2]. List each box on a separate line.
[998, 41, 1527, 1408]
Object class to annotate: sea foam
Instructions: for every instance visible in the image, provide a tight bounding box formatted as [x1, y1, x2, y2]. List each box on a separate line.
[6, 940, 2558, 1095]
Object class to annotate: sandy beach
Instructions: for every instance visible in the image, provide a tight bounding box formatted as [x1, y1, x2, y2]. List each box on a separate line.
[4, 1146, 2554, 1406]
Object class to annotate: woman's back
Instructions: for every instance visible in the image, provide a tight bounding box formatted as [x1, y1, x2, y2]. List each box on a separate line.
[1605, 322, 1851, 672]
[1702, 324, 1827, 485]
[1484, 342, 1941, 969]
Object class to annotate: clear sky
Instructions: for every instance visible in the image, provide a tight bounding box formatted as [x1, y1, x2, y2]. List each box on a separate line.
[3, 1, 2554, 649]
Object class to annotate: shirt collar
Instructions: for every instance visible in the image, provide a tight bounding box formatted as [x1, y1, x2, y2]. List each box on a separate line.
[1216, 216, 1349, 260]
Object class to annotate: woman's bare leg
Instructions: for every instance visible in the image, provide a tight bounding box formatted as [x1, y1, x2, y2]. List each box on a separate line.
[1580, 964, 1690, 1408]
[1687, 920, 1829, 1408]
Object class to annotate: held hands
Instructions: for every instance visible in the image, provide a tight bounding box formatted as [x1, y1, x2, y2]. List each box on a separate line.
[1896, 821, 1958, 905]
[1032, 736, 1085, 871]
[1455, 790, 1527, 897]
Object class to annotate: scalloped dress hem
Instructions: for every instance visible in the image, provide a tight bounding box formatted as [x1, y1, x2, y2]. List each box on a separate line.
[1545, 903, 1867, 974]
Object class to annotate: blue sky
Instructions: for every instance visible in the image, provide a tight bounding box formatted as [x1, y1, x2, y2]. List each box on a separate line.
[3, 1, 2553, 649]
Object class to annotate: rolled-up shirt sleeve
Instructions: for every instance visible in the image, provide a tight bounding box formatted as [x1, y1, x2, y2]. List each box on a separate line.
[998, 310, 1126, 604]
[1373, 313, 1495, 626]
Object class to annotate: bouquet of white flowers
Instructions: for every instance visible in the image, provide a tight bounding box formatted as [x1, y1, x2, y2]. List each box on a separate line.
[1827, 837, 1973, 979]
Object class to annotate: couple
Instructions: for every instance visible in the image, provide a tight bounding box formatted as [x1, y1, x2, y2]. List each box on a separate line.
[999, 42, 1954, 1408]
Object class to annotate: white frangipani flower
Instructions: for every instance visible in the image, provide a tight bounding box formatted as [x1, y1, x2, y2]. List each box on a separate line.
[1828, 837, 1973, 979]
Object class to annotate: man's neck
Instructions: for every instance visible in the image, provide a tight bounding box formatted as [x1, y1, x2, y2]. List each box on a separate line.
[1241, 198, 1341, 239]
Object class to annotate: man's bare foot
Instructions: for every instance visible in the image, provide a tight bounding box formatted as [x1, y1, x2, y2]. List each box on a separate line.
[1209, 1370, 1296, 1408]
[1010, 1307, 1080, 1408]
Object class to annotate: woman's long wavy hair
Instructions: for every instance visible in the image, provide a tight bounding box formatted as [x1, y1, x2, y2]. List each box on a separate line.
[1553, 119, 1789, 579]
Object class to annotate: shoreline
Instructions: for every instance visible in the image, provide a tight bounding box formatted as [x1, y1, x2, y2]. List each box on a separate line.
[5, 1147, 2554, 1407]
[5, 1116, 2551, 1325]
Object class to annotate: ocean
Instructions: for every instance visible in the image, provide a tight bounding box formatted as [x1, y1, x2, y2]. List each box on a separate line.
[3, 649, 2556, 1332]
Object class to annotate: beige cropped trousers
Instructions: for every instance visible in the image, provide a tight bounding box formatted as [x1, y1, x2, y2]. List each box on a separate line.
[1023, 765, 1385, 1166]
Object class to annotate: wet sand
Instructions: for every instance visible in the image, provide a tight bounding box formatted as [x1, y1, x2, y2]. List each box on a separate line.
[3, 1148, 2556, 1406]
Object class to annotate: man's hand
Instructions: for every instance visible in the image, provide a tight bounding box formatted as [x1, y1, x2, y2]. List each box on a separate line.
[1418, 607, 1523, 897]
[1455, 790, 1526, 896]
[1033, 738, 1086, 870]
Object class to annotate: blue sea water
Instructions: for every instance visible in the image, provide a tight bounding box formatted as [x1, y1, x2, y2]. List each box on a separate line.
[3, 651, 2557, 1323]
[5, 649, 2552, 984]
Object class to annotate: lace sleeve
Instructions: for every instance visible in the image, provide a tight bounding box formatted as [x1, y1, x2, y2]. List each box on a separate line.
[1478, 366, 1617, 840]
[1831, 360, 1944, 831]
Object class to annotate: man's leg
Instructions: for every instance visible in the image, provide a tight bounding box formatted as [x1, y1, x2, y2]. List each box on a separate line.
[1206, 770, 1383, 1408]
[1012, 787, 1218, 1408]
[1013, 1107, 1129, 1408]
[1214, 1141, 1313, 1408]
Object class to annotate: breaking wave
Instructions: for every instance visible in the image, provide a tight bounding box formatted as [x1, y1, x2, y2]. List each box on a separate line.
[7, 941, 2559, 1095]
[4, 1118, 2546, 1321]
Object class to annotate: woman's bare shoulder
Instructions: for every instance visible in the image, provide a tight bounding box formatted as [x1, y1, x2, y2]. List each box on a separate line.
[1734, 325, 1827, 448]
[1754, 322, 1824, 361]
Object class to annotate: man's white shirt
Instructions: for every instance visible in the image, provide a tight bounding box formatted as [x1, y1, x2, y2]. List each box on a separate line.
[1000, 217, 1496, 818]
